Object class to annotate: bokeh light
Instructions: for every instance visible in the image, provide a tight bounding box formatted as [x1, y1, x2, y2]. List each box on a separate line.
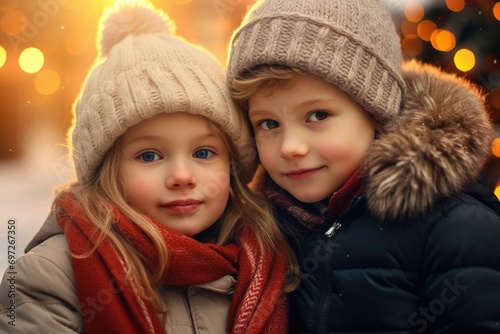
[402, 36, 423, 56]
[0, 45, 6, 69]
[404, 1, 425, 23]
[446, 0, 465, 12]
[417, 20, 437, 41]
[34, 69, 61, 96]
[432, 30, 456, 52]
[0, 9, 27, 35]
[495, 182, 500, 199]
[454, 49, 475, 72]
[494, 2, 500, 21]
[493, 137, 500, 157]
[18, 47, 45, 74]
[490, 88, 500, 109]
[401, 20, 418, 37]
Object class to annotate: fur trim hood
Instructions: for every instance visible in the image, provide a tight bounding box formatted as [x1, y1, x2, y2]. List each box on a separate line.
[251, 61, 494, 221]
[363, 60, 493, 221]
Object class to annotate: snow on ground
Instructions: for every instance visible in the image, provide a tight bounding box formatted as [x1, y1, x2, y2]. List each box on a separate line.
[0, 128, 72, 275]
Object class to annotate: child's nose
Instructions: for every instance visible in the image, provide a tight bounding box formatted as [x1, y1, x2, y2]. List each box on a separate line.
[280, 131, 308, 158]
[166, 159, 196, 189]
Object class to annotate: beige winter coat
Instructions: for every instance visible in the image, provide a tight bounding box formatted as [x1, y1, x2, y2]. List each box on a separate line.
[0, 215, 234, 333]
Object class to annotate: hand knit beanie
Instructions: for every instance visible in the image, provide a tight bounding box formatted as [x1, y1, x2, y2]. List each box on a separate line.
[227, 0, 406, 125]
[69, 4, 255, 183]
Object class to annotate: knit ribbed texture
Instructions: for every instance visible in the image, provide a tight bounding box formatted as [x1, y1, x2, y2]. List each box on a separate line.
[70, 5, 255, 183]
[227, 0, 406, 125]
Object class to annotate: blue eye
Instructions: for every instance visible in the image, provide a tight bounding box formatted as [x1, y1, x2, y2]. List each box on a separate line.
[259, 119, 280, 130]
[307, 111, 330, 122]
[138, 151, 160, 162]
[194, 149, 214, 159]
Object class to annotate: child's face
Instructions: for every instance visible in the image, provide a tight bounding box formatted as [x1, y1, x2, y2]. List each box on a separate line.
[248, 73, 378, 203]
[120, 113, 231, 236]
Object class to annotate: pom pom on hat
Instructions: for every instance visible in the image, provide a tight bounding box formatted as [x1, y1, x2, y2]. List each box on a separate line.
[100, 5, 174, 57]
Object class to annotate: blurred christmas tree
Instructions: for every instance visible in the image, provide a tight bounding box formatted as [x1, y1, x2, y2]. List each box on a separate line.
[389, 0, 500, 121]
[386, 0, 500, 195]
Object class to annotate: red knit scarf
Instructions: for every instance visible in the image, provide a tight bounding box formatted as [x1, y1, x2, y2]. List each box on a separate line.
[328, 168, 363, 220]
[56, 193, 288, 334]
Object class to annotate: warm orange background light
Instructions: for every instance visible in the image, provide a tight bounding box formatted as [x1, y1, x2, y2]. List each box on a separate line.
[446, 0, 465, 12]
[402, 36, 423, 56]
[493, 138, 500, 158]
[0, 9, 26, 35]
[114, 0, 152, 6]
[0, 45, 6, 69]
[0, 0, 20, 12]
[454, 49, 476, 72]
[61, 0, 85, 10]
[37, 32, 61, 56]
[18, 47, 45, 74]
[171, 0, 193, 4]
[435, 30, 456, 52]
[64, 32, 90, 55]
[494, 2, 500, 21]
[34, 69, 61, 96]
[417, 20, 437, 41]
[405, 1, 425, 23]
[401, 20, 418, 36]
[431, 29, 456, 52]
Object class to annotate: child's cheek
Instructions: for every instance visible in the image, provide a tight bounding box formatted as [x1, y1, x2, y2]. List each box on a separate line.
[255, 130, 277, 148]
[319, 140, 366, 172]
[123, 172, 156, 204]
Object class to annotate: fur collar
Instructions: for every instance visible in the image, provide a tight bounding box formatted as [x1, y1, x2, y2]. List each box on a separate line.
[364, 60, 492, 220]
[251, 61, 493, 221]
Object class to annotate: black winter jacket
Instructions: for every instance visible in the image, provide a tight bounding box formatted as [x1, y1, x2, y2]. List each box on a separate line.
[275, 182, 500, 333]
[252, 62, 500, 333]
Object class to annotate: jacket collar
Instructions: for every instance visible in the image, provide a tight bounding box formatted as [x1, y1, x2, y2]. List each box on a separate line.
[25, 213, 62, 253]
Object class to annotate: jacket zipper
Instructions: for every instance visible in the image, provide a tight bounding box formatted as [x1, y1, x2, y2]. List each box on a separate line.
[325, 220, 342, 238]
[312, 220, 342, 334]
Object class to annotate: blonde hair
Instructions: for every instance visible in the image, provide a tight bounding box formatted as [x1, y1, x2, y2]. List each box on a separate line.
[54, 117, 299, 321]
[231, 65, 305, 113]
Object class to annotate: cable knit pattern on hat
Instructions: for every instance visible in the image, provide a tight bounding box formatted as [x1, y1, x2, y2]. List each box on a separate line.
[227, 0, 406, 124]
[69, 4, 255, 183]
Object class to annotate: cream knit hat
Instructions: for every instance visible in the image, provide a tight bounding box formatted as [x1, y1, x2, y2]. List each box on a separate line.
[70, 4, 255, 183]
[227, 0, 406, 124]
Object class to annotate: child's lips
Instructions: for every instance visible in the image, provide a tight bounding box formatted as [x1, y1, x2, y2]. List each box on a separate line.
[161, 199, 202, 214]
[284, 167, 323, 180]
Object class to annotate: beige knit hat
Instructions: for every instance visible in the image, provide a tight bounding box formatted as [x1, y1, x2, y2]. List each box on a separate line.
[69, 4, 255, 183]
[227, 0, 406, 124]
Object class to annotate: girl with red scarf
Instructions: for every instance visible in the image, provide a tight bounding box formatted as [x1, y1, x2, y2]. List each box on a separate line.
[0, 4, 297, 334]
